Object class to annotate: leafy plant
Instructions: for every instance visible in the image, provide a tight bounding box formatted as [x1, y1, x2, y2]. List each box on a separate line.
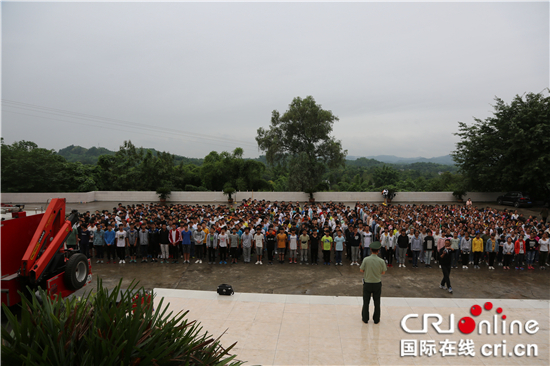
[1, 279, 243, 366]
[304, 187, 316, 200]
[452, 189, 466, 201]
[156, 185, 172, 200]
[222, 184, 236, 201]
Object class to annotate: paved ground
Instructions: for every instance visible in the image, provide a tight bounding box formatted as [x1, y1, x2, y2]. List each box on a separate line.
[46, 200, 547, 301]
[79, 257, 550, 300]
[154, 289, 550, 366]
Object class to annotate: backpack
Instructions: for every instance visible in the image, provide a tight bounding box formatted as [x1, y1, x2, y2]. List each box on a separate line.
[217, 284, 234, 296]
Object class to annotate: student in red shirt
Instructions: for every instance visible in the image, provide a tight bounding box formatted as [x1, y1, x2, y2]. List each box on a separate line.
[169, 225, 182, 264]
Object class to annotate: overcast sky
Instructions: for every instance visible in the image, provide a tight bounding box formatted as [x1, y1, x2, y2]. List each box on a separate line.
[2, 1, 548, 159]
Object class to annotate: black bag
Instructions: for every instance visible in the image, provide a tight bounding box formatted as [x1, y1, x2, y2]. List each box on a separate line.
[217, 284, 234, 296]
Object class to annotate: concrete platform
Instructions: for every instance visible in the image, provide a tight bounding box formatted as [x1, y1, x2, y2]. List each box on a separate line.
[153, 289, 550, 366]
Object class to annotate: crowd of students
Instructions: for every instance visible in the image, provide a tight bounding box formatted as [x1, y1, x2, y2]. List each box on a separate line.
[69, 199, 550, 271]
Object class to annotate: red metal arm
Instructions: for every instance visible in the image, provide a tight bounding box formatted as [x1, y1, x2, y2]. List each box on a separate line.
[20, 198, 73, 283]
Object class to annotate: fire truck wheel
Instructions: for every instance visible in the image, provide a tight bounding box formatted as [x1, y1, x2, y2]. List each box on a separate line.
[64, 253, 89, 290]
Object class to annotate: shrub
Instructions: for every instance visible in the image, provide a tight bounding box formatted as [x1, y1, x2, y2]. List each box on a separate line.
[1, 279, 243, 366]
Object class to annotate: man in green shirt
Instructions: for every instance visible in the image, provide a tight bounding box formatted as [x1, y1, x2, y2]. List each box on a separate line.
[360, 241, 387, 324]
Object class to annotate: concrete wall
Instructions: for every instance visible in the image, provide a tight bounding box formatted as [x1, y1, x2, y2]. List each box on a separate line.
[2, 191, 505, 204]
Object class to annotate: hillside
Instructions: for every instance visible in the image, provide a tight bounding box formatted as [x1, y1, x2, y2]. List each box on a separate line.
[58, 145, 203, 166]
[363, 154, 455, 165]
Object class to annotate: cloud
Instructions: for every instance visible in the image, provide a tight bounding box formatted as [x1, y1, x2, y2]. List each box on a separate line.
[2, 2, 548, 159]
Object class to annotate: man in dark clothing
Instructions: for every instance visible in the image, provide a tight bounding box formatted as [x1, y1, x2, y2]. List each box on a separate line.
[310, 230, 320, 265]
[148, 223, 160, 262]
[439, 239, 454, 293]
[265, 225, 277, 264]
[397, 229, 409, 268]
[79, 226, 91, 258]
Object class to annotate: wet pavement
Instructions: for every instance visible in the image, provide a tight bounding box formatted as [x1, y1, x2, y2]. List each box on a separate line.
[78, 257, 550, 300]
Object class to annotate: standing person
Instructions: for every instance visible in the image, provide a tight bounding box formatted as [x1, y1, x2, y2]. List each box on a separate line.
[180, 224, 192, 264]
[169, 224, 182, 264]
[241, 227, 253, 263]
[193, 227, 206, 264]
[321, 229, 333, 265]
[148, 223, 160, 263]
[349, 226, 362, 266]
[206, 229, 218, 264]
[334, 229, 345, 265]
[104, 224, 116, 263]
[460, 233, 472, 269]
[299, 228, 309, 265]
[397, 229, 409, 268]
[538, 232, 549, 269]
[410, 231, 422, 268]
[362, 226, 373, 259]
[254, 227, 265, 264]
[485, 232, 498, 270]
[116, 225, 128, 264]
[514, 236, 526, 270]
[229, 228, 240, 264]
[423, 230, 435, 268]
[360, 241, 387, 324]
[472, 232, 484, 269]
[310, 230, 320, 265]
[449, 231, 460, 269]
[438, 239, 454, 293]
[159, 224, 170, 264]
[93, 224, 105, 264]
[138, 225, 149, 263]
[276, 228, 287, 264]
[265, 225, 277, 265]
[127, 224, 139, 263]
[79, 225, 91, 259]
[502, 236, 514, 270]
[525, 232, 539, 270]
[288, 228, 298, 264]
[218, 228, 229, 264]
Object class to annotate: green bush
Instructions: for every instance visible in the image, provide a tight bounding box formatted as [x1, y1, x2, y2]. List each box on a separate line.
[1, 280, 243, 366]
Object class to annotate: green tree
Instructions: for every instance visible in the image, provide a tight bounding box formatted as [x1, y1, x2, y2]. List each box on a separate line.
[1, 140, 81, 192]
[452, 91, 550, 195]
[372, 165, 400, 188]
[256, 96, 347, 195]
[199, 148, 268, 192]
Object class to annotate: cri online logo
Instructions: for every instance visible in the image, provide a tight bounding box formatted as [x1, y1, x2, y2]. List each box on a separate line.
[401, 302, 539, 335]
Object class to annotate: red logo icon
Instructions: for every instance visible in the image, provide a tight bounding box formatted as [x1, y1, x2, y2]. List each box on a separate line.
[458, 302, 506, 334]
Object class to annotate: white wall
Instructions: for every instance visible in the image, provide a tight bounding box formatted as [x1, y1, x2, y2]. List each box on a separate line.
[2, 191, 505, 204]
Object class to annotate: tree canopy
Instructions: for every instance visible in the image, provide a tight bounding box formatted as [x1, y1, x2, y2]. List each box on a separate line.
[1, 139, 458, 194]
[452, 91, 550, 196]
[256, 96, 347, 194]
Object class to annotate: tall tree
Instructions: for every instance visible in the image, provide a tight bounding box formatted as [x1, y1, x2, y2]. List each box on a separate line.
[452, 91, 550, 195]
[256, 96, 347, 195]
[372, 165, 400, 188]
[1, 139, 83, 192]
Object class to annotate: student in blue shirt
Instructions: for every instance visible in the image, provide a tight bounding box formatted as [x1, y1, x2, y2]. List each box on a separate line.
[93, 224, 105, 264]
[180, 225, 193, 264]
[103, 224, 116, 263]
[334, 229, 346, 265]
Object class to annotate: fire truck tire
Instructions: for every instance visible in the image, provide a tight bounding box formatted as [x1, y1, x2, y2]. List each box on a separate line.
[64, 253, 88, 290]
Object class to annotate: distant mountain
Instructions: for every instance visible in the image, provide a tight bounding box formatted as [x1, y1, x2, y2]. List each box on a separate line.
[58, 145, 115, 164]
[349, 154, 455, 166]
[58, 145, 203, 166]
